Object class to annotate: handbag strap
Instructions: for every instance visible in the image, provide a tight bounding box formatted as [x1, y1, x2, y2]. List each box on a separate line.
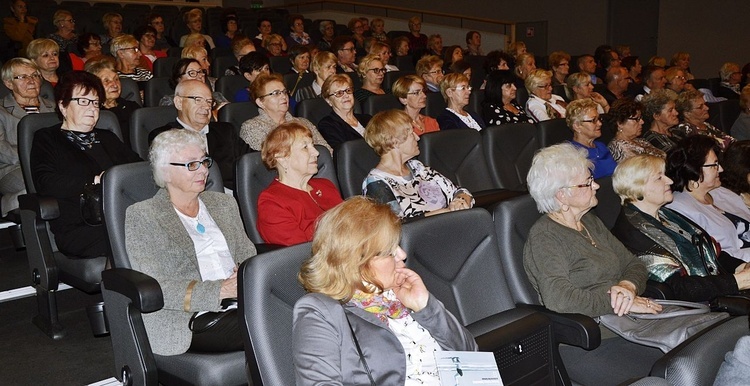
[344, 311, 376, 386]
[630, 299, 710, 320]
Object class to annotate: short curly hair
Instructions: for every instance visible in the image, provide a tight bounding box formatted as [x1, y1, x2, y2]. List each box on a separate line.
[608, 98, 642, 126]
[527, 142, 592, 213]
[641, 89, 677, 130]
[565, 98, 598, 129]
[260, 122, 313, 169]
[675, 89, 704, 121]
[613, 155, 666, 204]
[364, 109, 412, 156]
[149, 128, 208, 188]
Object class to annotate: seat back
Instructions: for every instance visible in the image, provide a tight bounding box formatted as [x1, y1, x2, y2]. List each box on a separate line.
[708, 99, 741, 134]
[216, 75, 247, 103]
[468, 90, 485, 116]
[401, 209, 518, 327]
[535, 118, 572, 148]
[422, 91, 446, 118]
[384, 70, 409, 89]
[212, 55, 236, 78]
[217, 101, 259, 135]
[395, 54, 415, 71]
[361, 94, 401, 116]
[335, 138, 379, 198]
[296, 97, 332, 126]
[129, 106, 178, 159]
[18, 111, 122, 194]
[120, 77, 142, 106]
[482, 123, 538, 191]
[152, 57, 179, 78]
[238, 242, 311, 386]
[235, 145, 337, 244]
[269, 56, 292, 74]
[491, 193, 543, 305]
[143, 77, 174, 107]
[516, 86, 529, 107]
[592, 176, 620, 230]
[102, 161, 224, 270]
[283, 72, 315, 95]
[418, 129, 496, 192]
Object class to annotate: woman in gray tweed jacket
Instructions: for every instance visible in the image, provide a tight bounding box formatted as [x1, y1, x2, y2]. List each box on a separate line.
[125, 128, 256, 355]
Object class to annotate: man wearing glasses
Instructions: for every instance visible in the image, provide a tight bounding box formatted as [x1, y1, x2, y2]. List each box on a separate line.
[331, 36, 358, 73]
[149, 80, 248, 191]
[0, 58, 55, 216]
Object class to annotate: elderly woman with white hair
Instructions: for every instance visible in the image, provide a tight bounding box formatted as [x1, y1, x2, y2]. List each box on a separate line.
[718, 62, 742, 100]
[525, 69, 567, 122]
[125, 128, 256, 356]
[523, 142, 663, 385]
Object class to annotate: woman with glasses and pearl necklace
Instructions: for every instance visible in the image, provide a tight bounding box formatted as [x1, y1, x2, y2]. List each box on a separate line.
[240, 73, 331, 153]
[125, 128, 256, 355]
[524, 142, 663, 385]
[31, 71, 140, 258]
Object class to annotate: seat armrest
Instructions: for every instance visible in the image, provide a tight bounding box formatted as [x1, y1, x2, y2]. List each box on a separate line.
[467, 307, 538, 338]
[643, 280, 672, 300]
[468, 308, 550, 351]
[18, 194, 60, 221]
[101, 268, 164, 313]
[517, 304, 601, 349]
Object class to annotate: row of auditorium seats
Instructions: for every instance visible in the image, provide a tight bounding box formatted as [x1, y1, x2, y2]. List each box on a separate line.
[98, 156, 747, 385]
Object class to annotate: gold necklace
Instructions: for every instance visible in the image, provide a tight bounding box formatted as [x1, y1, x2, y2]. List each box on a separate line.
[548, 213, 597, 248]
[579, 223, 597, 248]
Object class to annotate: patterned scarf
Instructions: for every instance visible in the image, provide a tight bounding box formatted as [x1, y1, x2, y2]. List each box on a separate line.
[62, 129, 99, 151]
[349, 289, 410, 324]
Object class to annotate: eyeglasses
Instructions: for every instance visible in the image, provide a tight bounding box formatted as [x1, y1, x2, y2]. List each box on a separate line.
[674, 76, 686, 81]
[178, 95, 216, 107]
[118, 46, 140, 53]
[70, 98, 101, 108]
[427, 69, 444, 75]
[12, 73, 41, 82]
[62, 19, 75, 24]
[182, 69, 207, 78]
[581, 116, 603, 123]
[339, 47, 356, 52]
[169, 157, 213, 171]
[565, 176, 595, 189]
[368, 68, 386, 74]
[259, 89, 289, 98]
[452, 85, 472, 92]
[536, 83, 552, 89]
[406, 89, 426, 96]
[328, 88, 353, 98]
[626, 116, 642, 121]
[702, 163, 720, 170]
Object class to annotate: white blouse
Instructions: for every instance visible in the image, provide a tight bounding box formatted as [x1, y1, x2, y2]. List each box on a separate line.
[174, 199, 235, 281]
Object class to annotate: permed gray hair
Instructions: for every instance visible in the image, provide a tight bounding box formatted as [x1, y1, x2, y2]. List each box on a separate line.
[149, 129, 208, 188]
[527, 142, 593, 213]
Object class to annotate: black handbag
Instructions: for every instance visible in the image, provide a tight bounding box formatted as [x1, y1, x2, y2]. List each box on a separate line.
[188, 298, 238, 333]
[80, 182, 103, 226]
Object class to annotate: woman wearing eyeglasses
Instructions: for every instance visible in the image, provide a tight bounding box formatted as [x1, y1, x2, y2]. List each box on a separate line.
[257, 123, 343, 246]
[48, 10, 76, 55]
[354, 54, 387, 104]
[524, 143, 662, 386]
[125, 128, 256, 356]
[240, 73, 332, 153]
[392, 75, 440, 136]
[436, 73, 485, 131]
[666, 135, 750, 262]
[526, 69, 567, 122]
[565, 99, 617, 179]
[607, 98, 665, 163]
[672, 89, 735, 151]
[416, 55, 443, 93]
[566, 72, 610, 114]
[30, 71, 140, 259]
[112, 34, 153, 87]
[317, 74, 372, 150]
[85, 60, 139, 149]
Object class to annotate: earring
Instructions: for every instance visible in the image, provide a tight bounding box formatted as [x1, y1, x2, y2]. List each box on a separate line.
[636, 195, 644, 201]
[561, 204, 570, 212]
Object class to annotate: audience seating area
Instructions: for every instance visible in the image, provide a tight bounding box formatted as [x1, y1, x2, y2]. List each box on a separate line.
[4, 2, 750, 385]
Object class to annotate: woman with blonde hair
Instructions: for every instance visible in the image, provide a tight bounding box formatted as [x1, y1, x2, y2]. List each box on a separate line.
[295, 51, 337, 102]
[112, 34, 153, 84]
[293, 196, 476, 384]
[436, 73, 485, 130]
[363, 109, 473, 219]
[179, 8, 215, 49]
[566, 72, 609, 113]
[263, 34, 285, 57]
[48, 10, 76, 54]
[317, 74, 372, 149]
[392, 75, 440, 135]
[526, 69, 566, 121]
[566, 99, 617, 178]
[671, 52, 694, 81]
[26, 38, 60, 85]
[354, 54, 387, 103]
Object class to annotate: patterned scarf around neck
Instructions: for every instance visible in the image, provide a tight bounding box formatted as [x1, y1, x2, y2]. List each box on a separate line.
[62, 129, 99, 151]
[349, 289, 410, 324]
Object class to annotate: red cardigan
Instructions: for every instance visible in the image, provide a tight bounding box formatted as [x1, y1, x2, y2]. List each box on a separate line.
[257, 178, 343, 246]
